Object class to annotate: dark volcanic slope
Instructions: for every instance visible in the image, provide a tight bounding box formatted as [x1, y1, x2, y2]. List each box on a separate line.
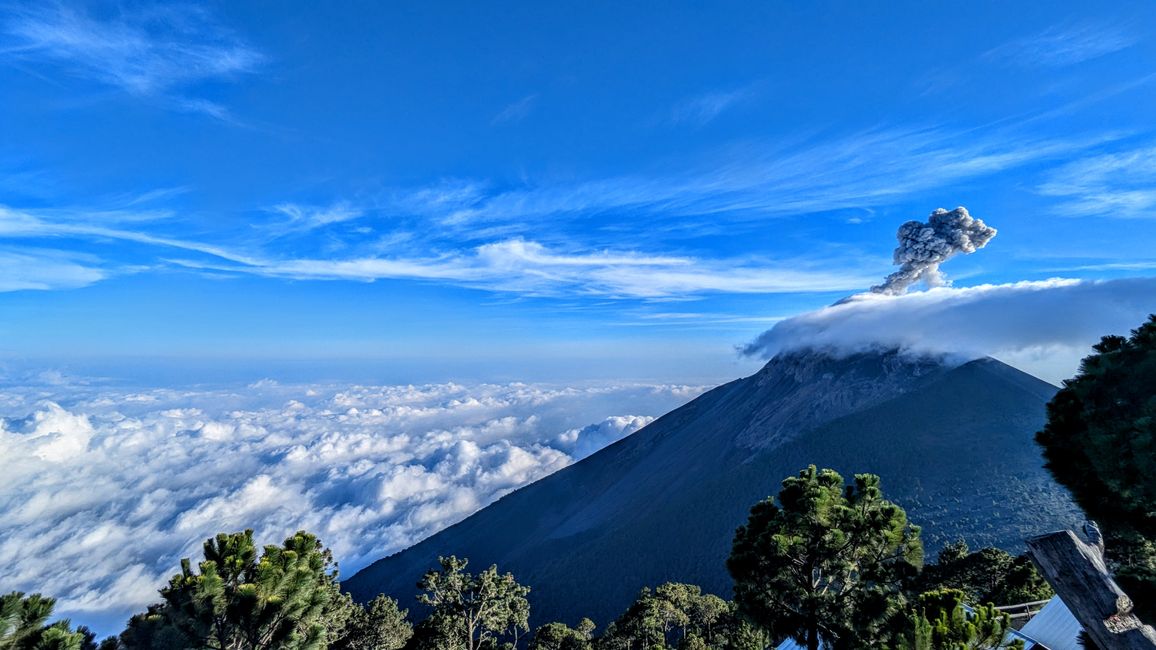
[345, 352, 1081, 629]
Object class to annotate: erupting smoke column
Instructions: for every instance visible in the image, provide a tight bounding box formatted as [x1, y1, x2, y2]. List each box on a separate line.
[871, 207, 997, 295]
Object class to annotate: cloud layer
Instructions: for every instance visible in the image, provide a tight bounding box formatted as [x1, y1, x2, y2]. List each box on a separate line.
[0, 379, 702, 634]
[743, 276, 1156, 382]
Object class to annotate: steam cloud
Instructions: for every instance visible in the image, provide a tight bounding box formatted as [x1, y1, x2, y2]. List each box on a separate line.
[872, 207, 997, 295]
[743, 277, 1156, 382]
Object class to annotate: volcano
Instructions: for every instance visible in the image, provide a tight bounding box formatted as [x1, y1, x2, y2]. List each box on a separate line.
[344, 350, 1082, 628]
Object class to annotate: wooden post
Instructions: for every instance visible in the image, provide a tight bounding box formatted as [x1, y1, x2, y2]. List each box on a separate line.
[1026, 530, 1156, 649]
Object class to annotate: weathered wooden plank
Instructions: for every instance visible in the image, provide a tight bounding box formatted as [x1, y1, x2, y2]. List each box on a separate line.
[1026, 530, 1156, 649]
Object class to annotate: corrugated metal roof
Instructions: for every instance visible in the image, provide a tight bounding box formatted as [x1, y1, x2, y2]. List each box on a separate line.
[1017, 595, 1085, 650]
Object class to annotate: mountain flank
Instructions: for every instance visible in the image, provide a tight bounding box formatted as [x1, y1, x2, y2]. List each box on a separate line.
[345, 350, 1082, 629]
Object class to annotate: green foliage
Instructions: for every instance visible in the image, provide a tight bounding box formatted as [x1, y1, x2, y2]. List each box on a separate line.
[76, 627, 122, 650]
[1035, 315, 1156, 614]
[402, 617, 459, 650]
[728, 466, 923, 650]
[529, 621, 594, 650]
[414, 556, 530, 650]
[121, 530, 351, 650]
[894, 589, 1023, 650]
[595, 583, 766, 650]
[331, 595, 412, 650]
[913, 542, 1052, 606]
[19, 440, 1083, 650]
[0, 592, 85, 650]
[597, 587, 676, 650]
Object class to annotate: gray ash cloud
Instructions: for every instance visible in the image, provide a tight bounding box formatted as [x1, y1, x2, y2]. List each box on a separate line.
[872, 207, 997, 295]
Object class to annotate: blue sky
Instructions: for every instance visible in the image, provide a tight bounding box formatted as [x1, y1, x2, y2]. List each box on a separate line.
[2, 0, 1156, 384]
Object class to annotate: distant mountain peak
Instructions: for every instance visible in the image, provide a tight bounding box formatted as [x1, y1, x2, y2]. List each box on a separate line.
[734, 347, 964, 450]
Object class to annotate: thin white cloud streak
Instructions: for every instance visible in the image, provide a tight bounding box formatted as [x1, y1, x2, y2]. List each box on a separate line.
[669, 87, 752, 126]
[0, 205, 876, 297]
[266, 202, 367, 236]
[985, 23, 1138, 68]
[1049, 261, 1156, 272]
[0, 247, 107, 291]
[177, 238, 879, 299]
[742, 277, 1156, 383]
[1038, 144, 1156, 218]
[3, 2, 263, 117]
[425, 127, 1116, 226]
[0, 380, 705, 634]
[492, 94, 539, 125]
[0, 205, 263, 265]
[0, 125, 1123, 298]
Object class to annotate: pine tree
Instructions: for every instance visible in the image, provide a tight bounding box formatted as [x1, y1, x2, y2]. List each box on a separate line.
[331, 595, 412, 650]
[413, 556, 530, 650]
[122, 530, 352, 650]
[1035, 314, 1156, 617]
[913, 542, 1052, 606]
[595, 583, 768, 650]
[728, 466, 923, 650]
[896, 589, 1024, 650]
[529, 622, 593, 650]
[0, 592, 86, 650]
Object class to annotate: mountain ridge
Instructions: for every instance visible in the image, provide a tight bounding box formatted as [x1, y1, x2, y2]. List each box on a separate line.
[345, 350, 1081, 628]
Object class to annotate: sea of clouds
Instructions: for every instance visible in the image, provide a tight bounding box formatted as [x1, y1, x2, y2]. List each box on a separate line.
[0, 378, 705, 633]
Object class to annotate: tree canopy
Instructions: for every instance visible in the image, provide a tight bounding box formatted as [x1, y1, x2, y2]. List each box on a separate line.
[528, 620, 594, 650]
[728, 465, 923, 650]
[912, 542, 1051, 607]
[413, 555, 530, 650]
[11, 462, 1077, 649]
[896, 589, 1023, 650]
[118, 530, 409, 650]
[1, 592, 86, 650]
[594, 582, 765, 650]
[121, 529, 349, 650]
[330, 595, 410, 650]
[1036, 314, 1156, 611]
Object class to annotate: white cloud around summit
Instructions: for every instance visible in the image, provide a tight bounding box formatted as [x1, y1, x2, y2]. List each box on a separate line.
[0, 379, 702, 635]
[743, 276, 1156, 383]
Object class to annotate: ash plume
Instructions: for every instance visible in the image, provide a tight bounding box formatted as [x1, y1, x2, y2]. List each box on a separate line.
[872, 206, 997, 295]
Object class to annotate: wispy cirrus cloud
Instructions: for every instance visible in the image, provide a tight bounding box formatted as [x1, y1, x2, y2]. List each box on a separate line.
[176, 238, 879, 299]
[985, 23, 1138, 68]
[421, 126, 1117, 228]
[1, 203, 877, 298]
[266, 201, 366, 236]
[669, 86, 754, 126]
[0, 247, 107, 291]
[1037, 144, 1156, 218]
[492, 93, 539, 125]
[0, 204, 262, 266]
[2, 2, 264, 118]
[0, 121, 1127, 298]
